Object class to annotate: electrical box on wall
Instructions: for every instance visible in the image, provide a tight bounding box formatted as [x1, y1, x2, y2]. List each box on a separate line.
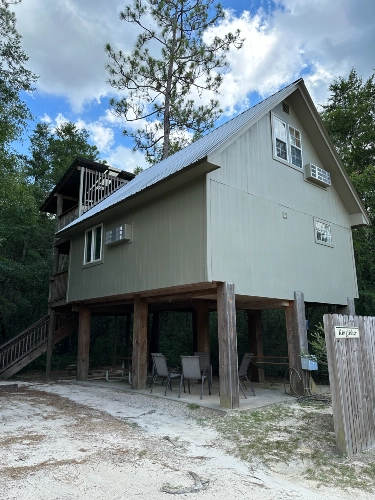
[105, 223, 132, 246]
[304, 163, 331, 187]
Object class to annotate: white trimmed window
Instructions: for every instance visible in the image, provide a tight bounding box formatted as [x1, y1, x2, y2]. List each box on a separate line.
[289, 126, 302, 168]
[84, 224, 103, 264]
[314, 218, 332, 246]
[274, 116, 288, 161]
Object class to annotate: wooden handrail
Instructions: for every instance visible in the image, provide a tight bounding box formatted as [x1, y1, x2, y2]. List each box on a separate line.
[0, 314, 77, 375]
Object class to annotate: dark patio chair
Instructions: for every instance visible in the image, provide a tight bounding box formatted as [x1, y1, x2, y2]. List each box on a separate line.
[150, 354, 181, 396]
[194, 351, 212, 389]
[238, 353, 255, 398]
[149, 353, 163, 388]
[179, 356, 211, 400]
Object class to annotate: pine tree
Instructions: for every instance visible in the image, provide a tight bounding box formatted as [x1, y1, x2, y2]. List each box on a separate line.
[105, 0, 243, 164]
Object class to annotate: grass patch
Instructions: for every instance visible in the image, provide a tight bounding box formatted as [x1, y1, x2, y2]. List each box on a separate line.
[213, 402, 375, 492]
[188, 403, 200, 410]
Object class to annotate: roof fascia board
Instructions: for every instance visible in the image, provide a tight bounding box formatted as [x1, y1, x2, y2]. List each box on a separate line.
[296, 82, 370, 226]
[57, 158, 219, 238]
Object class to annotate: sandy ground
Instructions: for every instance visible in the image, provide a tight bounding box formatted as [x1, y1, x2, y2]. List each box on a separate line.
[0, 381, 369, 500]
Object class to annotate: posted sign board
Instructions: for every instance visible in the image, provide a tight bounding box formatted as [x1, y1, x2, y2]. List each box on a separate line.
[335, 326, 360, 339]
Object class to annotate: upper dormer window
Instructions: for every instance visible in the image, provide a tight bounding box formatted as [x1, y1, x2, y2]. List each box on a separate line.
[272, 114, 303, 169]
[274, 116, 288, 161]
[289, 126, 302, 168]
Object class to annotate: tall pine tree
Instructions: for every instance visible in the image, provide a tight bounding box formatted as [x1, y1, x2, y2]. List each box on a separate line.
[105, 0, 243, 164]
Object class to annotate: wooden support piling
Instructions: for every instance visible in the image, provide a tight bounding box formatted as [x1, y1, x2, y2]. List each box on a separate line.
[247, 310, 265, 383]
[132, 296, 148, 390]
[217, 282, 239, 409]
[285, 291, 308, 395]
[112, 316, 118, 369]
[196, 300, 210, 352]
[337, 297, 356, 316]
[77, 306, 91, 381]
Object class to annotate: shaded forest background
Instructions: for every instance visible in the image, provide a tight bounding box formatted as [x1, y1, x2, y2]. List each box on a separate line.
[1, 0, 374, 378]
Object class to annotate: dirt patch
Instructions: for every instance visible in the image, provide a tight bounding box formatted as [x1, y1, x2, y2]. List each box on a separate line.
[0, 382, 373, 499]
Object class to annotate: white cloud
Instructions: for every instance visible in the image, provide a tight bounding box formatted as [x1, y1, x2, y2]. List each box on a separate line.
[76, 119, 114, 153]
[13, 0, 375, 120]
[203, 0, 375, 110]
[15, 0, 140, 111]
[104, 145, 148, 173]
[40, 113, 52, 124]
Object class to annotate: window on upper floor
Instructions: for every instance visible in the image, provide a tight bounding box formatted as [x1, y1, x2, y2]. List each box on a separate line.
[84, 224, 103, 264]
[272, 114, 303, 169]
[289, 126, 302, 168]
[274, 115, 288, 161]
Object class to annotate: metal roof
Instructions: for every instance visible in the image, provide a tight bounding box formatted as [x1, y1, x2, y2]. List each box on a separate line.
[59, 79, 302, 233]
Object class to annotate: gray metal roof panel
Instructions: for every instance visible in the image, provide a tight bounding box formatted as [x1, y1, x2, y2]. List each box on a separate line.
[59, 79, 301, 233]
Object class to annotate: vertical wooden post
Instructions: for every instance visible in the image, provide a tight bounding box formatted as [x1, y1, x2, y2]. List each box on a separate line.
[132, 296, 148, 390]
[125, 313, 131, 358]
[112, 316, 118, 369]
[149, 311, 160, 354]
[192, 309, 197, 352]
[217, 282, 239, 409]
[48, 192, 64, 379]
[196, 300, 210, 352]
[78, 167, 84, 216]
[337, 298, 356, 316]
[247, 310, 265, 383]
[46, 308, 55, 382]
[77, 306, 91, 381]
[285, 291, 308, 395]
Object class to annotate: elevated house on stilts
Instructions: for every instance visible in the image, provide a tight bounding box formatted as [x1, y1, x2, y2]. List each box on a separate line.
[0, 79, 369, 408]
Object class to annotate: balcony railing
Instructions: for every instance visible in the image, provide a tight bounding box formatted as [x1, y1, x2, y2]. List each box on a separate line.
[49, 271, 68, 303]
[58, 206, 79, 231]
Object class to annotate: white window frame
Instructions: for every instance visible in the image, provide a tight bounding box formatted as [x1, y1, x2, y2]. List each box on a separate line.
[273, 115, 288, 163]
[271, 112, 303, 171]
[289, 125, 303, 169]
[314, 217, 333, 247]
[84, 224, 103, 265]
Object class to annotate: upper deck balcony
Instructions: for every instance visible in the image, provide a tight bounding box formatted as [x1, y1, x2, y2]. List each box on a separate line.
[40, 157, 135, 232]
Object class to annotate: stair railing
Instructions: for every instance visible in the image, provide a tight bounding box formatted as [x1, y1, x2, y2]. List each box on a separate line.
[0, 314, 77, 375]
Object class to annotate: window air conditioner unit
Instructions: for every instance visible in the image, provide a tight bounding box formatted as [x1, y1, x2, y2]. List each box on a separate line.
[304, 163, 331, 187]
[105, 223, 132, 245]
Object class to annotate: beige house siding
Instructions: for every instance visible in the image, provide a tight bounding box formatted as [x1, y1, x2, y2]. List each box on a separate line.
[207, 109, 358, 303]
[67, 177, 207, 302]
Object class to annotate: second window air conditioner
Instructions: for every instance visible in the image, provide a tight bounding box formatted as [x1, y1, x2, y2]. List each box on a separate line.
[304, 163, 331, 187]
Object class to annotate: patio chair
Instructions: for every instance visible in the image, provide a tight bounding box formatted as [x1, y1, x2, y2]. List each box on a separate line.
[179, 356, 211, 400]
[150, 354, 181, 396]
[149, 353, 163, 388]
[238, 353, 256, 398]
[194, 351, 213, 389]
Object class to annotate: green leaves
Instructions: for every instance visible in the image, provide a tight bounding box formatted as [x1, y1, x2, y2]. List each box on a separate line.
[105, 0, 243, 163]
[321, 69, 375, 315]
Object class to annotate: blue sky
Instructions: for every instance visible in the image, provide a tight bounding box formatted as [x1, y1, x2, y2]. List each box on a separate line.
[14, 0, 375, 172]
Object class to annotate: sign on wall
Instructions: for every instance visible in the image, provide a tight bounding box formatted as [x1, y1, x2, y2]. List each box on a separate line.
[334, 326, 360, 339]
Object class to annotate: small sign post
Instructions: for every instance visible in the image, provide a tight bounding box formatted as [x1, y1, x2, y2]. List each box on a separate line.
[334, 326, 360, 339]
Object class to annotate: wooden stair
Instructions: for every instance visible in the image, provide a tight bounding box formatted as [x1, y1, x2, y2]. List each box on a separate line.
[0, 314, 78, 379]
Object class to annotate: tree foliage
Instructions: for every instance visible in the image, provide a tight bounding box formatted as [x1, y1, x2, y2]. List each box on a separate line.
[105, 0, 243, 164]
[25, 121, 101, 204]
[0, 0, 37, 91]
[0, 0, 37, 150]
[321, 69, 375, 314]
[0, 120, 101, 340]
